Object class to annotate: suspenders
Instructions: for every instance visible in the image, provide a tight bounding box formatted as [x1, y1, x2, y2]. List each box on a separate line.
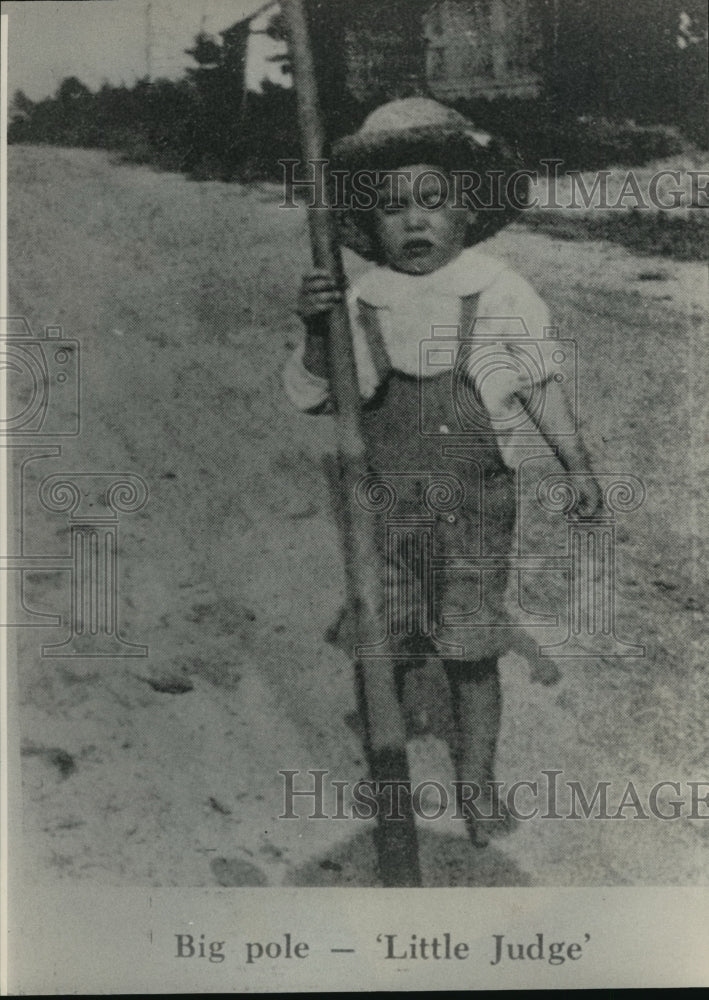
[356, 293, 482, 385]
[356, 299, 392, 385]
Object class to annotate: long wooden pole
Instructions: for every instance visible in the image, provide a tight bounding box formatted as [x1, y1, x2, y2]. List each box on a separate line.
[282, 0, 421, 888]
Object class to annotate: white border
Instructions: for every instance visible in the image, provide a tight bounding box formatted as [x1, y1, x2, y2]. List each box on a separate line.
[0, 14, 9, 998]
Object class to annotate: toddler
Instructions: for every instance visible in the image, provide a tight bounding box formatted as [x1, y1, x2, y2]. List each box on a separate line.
[284, 99, 601, 845]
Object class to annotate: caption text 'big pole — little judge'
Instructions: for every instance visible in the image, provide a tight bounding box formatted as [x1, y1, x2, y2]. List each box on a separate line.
[174, 930, 592, 967]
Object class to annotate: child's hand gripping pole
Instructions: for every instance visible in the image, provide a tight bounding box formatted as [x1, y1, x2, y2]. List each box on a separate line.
[282, 0, 421, 888]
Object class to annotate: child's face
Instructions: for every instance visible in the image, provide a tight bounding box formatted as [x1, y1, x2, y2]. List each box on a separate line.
[373, 163, 471, 275]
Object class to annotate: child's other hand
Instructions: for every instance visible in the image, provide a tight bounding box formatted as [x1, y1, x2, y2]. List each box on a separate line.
[297, 270, 345, 323]
[572, 475, 603, 518]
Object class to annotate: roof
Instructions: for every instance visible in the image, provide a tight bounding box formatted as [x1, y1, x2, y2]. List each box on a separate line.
[221, 0, 279, 33]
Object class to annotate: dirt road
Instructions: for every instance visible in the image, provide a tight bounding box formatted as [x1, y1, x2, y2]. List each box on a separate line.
[8, 145, 708, 886]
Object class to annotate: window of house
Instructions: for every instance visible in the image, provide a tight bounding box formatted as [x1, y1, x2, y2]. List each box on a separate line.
[428, 45, 446, 80]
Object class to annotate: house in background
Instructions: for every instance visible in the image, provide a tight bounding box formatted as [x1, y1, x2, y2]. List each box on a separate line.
[233, 0, 706, 142]
[339, 0, 544, 104]
[241, 0, 544, 103]
[423, 0, 543, 100]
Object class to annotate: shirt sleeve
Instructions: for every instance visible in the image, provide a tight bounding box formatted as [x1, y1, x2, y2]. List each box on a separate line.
[468, 269, 554, 416]
[283, 287, 381, 412]
[283, 340, 331, 412]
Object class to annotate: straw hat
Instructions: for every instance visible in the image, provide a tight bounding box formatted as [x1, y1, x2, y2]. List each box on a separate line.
[331, 98, 523, 261]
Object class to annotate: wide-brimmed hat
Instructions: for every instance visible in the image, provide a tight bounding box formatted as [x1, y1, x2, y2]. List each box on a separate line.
[330, 98, 523, 261]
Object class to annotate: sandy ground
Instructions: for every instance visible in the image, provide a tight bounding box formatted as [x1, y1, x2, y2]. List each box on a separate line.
[7, 145, 708, 887]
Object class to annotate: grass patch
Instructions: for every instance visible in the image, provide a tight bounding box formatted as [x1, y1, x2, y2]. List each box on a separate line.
[519, 209, 709, 261]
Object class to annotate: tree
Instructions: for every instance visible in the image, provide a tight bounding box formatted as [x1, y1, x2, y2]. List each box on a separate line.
[10, 89, 34, 121]
[183, 22, 251, 177]
[185, 32, 222, 68]
[56, 76, 92, 104]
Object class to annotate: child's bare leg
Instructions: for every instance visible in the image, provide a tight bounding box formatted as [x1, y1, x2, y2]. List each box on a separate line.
[393, 651, 436, 735]
[443, 656, 512, 847]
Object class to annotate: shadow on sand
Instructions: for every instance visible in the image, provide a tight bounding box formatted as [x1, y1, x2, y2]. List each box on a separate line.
[210, 828, 531, 888]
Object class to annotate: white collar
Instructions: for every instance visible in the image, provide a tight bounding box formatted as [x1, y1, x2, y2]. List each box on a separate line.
[355, 247, 509, 307]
